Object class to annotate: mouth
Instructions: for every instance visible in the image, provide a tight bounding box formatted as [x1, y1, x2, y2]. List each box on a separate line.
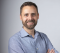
[27, 22, 34, 25]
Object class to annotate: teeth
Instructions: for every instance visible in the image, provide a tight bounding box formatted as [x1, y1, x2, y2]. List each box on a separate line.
[27, 22, 34, 24]
[28, 22, 33, 23]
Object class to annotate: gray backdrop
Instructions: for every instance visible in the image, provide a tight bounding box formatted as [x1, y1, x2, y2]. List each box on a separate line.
[0, 0, 60, 53]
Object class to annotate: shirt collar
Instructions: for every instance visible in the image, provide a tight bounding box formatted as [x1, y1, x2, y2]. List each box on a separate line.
[20, 27, 29, 37]
[20, 27, 39, 38]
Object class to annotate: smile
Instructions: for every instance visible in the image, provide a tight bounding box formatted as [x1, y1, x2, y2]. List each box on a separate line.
[27, 22, 34, 25]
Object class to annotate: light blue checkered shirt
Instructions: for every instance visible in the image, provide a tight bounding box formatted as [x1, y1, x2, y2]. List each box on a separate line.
[8, 28, 59, 53]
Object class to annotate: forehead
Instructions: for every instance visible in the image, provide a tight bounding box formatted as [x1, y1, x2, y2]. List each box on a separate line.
[22, 6, 37, 14]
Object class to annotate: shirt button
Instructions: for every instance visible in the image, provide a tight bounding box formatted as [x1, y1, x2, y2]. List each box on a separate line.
[37, 48, 38, 50]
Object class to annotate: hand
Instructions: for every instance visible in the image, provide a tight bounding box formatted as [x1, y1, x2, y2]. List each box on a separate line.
[47, 49, 55, 53]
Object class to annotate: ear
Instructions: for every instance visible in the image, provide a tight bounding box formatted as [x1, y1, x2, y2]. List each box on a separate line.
[38, 13, 39, 19]
[20, 14, 22, 21]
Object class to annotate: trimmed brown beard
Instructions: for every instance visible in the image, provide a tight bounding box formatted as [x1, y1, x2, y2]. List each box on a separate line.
[22, 19, 37, 29]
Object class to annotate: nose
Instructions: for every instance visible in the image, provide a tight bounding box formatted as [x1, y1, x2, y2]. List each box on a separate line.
[28, 14, 33, 20]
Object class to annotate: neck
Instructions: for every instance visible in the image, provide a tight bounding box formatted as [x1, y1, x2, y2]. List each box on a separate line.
[23, 26, 35, 38]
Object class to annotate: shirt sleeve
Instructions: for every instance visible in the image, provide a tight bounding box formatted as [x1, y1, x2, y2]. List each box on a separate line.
[8, 37, 25, 53]
[42, 33, 59, 53]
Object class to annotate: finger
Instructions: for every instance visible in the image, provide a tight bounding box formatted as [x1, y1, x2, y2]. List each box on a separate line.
[47, 49, 50, 53]
[52, 49, 55, 53]
[51, 49, 55, 52]
[50, 49, 55, 53]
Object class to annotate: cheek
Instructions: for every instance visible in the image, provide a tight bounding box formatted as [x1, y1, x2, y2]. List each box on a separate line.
[34, 17, 38, 21]
[22, 18, 27, 22]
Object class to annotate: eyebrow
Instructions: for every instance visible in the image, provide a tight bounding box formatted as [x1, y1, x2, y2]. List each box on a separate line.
[24, 13, 36, 14]
[24, 13, 28, 16]
[31, 13, 36, 15]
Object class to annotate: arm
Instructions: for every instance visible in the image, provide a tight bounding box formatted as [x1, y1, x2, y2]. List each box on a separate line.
[43, 34, 59, 53]
[8, 37, 25, 53]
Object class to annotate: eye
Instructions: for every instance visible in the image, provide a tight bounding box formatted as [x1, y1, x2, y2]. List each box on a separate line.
[24, 14, 28, 16]
[31, 13, 36, 17]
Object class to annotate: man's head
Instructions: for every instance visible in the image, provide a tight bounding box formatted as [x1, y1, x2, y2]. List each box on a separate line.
[20, 1, 39, 29]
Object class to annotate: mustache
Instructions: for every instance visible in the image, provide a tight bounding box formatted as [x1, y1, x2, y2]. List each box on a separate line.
[26, 20, 35, 23]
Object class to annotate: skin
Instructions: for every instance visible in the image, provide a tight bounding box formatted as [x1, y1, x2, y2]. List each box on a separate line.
[47, 49, 55, 53]
[20, 5, 55, 53]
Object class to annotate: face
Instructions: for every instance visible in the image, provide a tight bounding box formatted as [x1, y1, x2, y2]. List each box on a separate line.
[20, 6, 39, 29]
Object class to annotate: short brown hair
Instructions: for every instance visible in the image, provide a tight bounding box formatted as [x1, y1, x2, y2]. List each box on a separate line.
[20, 1, 38, 14]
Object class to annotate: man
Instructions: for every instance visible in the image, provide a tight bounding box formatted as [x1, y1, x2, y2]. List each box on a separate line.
[8, 1, 59, 53]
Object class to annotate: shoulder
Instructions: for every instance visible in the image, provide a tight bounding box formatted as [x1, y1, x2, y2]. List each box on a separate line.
[36, 31, 50, 44]
[36, 31, 49, 40]
[37, 31, 47, 37]
[8, 31, 21, 44]
[8, 31, 23, 50]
